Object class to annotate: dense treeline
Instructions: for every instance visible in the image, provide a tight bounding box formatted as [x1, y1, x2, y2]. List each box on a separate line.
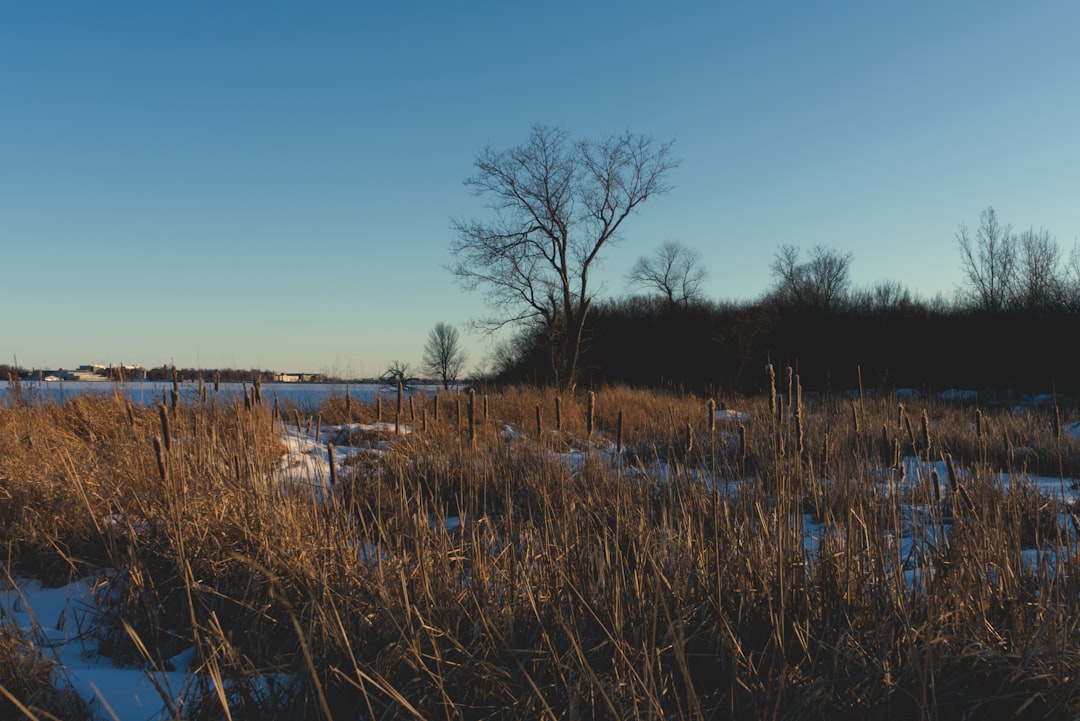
[492, 207, 1080, 395]
[493, 295, 1080, 396]
[142, 366, 278, 383]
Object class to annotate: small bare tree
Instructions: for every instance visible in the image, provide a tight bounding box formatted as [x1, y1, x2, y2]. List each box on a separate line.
[956, 207, 1015, 313]
[626, 240, 709, 307]
[422, 322, 468, 389]
[380, 360, 415, 390]
[769, 244, 853, 310]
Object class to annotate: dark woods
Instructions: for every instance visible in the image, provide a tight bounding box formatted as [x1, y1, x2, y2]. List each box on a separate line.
[492, 294, 1080, 396]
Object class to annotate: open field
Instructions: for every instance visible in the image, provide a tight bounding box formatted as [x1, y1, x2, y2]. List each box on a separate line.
[3, 375, 1080, 719]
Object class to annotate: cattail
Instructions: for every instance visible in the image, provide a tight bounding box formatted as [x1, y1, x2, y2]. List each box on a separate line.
[555, 396, 562, 431]
[893, 437, 903, 475]
[822, 432, 829, 467]
[921, 410, 931, 455]
[686, 421, 694, 456]
[587, 391, 595, 436]
[433, 394, 439, 423]
[170, 367, 179, 414]
[708, 399, 716, 434]
[327, 442, 337, 487]
[897, 403, 905, 431]
[767, 364, 777, 418]
[345, 387, 352, 418]
[850, 398, 860, 434]
[409, 396, 415, 421]
[213, 371, 220, 395]
[738, 424, 747, 462]
[483, 395, 489, 422]
[930, 468, 941, 502]
[945, 453, 959, 493]
[1054, 404, 1062, 441]
[158, 403, 171, 452]
[616, 409, 624, 455]
[243, 384, 251, 411]
[975, 408, 983, 440]
[152, 437, 168, 484]
[455, 394, 462, 429]
[535, 404, 542, 441]
[126, 399, 137, 428]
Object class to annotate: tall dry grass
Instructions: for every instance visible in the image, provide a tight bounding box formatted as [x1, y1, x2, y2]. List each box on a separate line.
[1, 379, 1079, 719]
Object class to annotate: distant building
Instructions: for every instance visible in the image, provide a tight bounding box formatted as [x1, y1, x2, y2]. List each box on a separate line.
[77, 364, 107, 373]
[272, 373, 326, 383]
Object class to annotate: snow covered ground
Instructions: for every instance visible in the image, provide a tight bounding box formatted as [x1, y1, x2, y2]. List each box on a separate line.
[2, 575, 190, 720]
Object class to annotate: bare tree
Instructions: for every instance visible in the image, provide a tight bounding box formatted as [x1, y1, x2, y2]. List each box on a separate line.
[1066, 244, 1080, 311]
[450, 125, 678, 391]
[626, 240, 709, 307]
[422, 322, 468, 389]
[956, 207, 1015, 313]
[769, 244, 853, 310]
[850, 279, 913, 313]
[1011, 227, 1064, 311]
[380, 360, 415, 390]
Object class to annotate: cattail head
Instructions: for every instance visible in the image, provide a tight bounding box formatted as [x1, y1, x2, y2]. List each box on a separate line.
[767, 364, 777, 418]
[587, 391, 596, 436]
[152, 436, 168, 484]
[158, 403, 171, 452]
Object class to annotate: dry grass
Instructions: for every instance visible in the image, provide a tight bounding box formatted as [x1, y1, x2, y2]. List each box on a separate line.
[1, 379, 1080, 719]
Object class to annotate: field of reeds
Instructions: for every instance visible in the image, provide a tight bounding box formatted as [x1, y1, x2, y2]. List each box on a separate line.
[3, 371, 1080, 720]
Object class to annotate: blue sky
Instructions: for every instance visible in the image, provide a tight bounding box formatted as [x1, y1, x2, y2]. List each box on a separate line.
[3, 2, 1078, 375]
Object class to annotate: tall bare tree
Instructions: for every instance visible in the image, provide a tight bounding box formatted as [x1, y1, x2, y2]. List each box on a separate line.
[956, 207, 1015, 313]
[626, 240, 709, 307]
[450, 125, 678, 390]
[422, 322, 468, 389]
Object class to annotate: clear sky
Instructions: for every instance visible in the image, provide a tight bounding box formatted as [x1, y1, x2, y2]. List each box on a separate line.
[3, 2, 1078, 376]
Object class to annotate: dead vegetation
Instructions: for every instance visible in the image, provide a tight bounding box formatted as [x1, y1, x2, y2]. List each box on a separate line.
[1, 376, 1079, 719]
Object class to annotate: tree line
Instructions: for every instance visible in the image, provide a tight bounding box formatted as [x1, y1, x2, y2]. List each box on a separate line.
[446, 131, 1080, 394]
